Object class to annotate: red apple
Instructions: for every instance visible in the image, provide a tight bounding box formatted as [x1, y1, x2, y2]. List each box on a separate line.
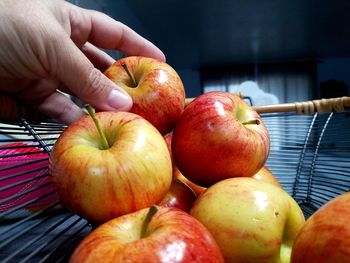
[164, 132, 206, 196]
[173, 169, 207, 197]
[104, 56, 186, 135]
[253, 166, 283, 189]
[172, 91, 270, 186]
[291, 192, 350, 263]
[166, 132, 277, 195]
[158, 178, 197, 212]
[70, 206, 224, 263]
[49, 111, 172, 223]
[190, 177, 305, 263]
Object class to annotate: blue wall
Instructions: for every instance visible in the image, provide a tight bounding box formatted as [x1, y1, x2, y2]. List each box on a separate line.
[71, 1, 350, 100]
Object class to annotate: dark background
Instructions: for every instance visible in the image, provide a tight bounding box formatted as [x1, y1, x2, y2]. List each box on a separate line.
[70, 0, 350, 100]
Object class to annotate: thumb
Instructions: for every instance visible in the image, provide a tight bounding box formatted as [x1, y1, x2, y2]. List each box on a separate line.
[52, 38, 132, 112]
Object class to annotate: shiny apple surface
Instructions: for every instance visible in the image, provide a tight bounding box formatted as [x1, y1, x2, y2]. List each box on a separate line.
[164, 132, 207, 196]
[49, 112, 172, 223]
[105, 56, 185, 135]
[70, 206, 224, 263]
[253, 166, 283, 188]
[159, 179, 197, 212]
[190, 177, 305, 263]
[291, 192, 350, 263]
[172, 91, 270, 186]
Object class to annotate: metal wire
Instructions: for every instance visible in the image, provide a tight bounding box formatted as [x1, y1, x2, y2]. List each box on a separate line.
[0, 110, 349, 261]
[263, 111, 350, 215]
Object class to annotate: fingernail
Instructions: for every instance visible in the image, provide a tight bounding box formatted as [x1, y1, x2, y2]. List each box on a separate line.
[107, 89, 132, 111]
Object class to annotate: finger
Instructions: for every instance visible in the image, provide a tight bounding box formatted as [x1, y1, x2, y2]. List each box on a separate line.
[14, 78, 83, 124]
[66, 2, 165, 62]
[52, 35, 133, 113]
[37, 90, 85, 124]
[81, 42, 115, 72]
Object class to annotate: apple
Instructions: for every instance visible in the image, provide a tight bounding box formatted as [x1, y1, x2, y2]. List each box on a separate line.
[70, 206, 224, 263]
[104, 56, 186, 135]
[253, 166, 283, 189]
[164, 132, 206, 196]
[166, 134, 277, 195]
[190, 177, 305, 263]
[173, 168, 207, 197]
[172, 91, 270, 186]
[49, 110, 172, 223]
[173, 165, 282, 197]
[158, 178, 197, 213]
[161, 166, 282, 206]
[291, 192, 350, 263]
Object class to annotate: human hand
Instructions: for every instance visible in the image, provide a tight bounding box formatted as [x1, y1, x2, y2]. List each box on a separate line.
[0, 0, 165, 124]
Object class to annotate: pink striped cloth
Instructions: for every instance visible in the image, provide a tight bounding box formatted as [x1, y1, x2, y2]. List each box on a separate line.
[0, 142, 60, 216]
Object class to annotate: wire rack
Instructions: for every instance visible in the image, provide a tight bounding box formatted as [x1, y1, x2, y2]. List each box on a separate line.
[0, 105, 350, 262]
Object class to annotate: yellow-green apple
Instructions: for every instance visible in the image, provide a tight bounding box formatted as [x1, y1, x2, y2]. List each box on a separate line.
[172, 91, 270, 186]
[291, 192, 350, 263]
[104, 56, 186, 135]
[158, 178, 197, 212]
[169, 165, 281, 203]
[190, 177, 305, 263]
[163, 165, 281, 206]
[49, 111, 172, 223]
[164, 132, 206, 196]
[253, 166, 283, 189]
[70, 206, 224, 263]
[172, 165, 282, 197]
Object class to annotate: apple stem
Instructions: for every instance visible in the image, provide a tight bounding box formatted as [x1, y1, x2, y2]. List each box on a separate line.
[242, 119, 260, 125]
[141, 205, 158, 238]
[121, 62, 137, 87]
[86, 105, 110, 150]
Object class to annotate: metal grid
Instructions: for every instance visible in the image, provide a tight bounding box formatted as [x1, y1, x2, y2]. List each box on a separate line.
[0, 111, 350, 261]
[263, 111, 350, 217]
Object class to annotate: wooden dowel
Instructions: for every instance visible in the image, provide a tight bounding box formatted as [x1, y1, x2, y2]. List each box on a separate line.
[252, 103, 297, 113]
[185, 95, 350, 114]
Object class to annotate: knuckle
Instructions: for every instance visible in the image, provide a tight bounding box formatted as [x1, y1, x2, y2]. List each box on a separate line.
[83, 68, 108, 98]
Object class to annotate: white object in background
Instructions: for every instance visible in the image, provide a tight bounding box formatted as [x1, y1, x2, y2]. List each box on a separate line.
[229, 80, 279, 106]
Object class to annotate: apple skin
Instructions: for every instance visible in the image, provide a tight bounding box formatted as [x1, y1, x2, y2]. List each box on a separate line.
[253, 166, 283, 189]
[190, 177, 305, 263]
[69, 206, 224, 263]
[158, 178, 197, 213]
[164, 132, 207, 196]
[160, 166, 282, 206]
[165, 135, 277, 195]
[104, 56, 186, 135]
[49, 111, 172, 223]
[172, 91, 270, 187]
[173, 165, 282, 197]
[173, 168, 207, 197]
[291, 192, 350, 263]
